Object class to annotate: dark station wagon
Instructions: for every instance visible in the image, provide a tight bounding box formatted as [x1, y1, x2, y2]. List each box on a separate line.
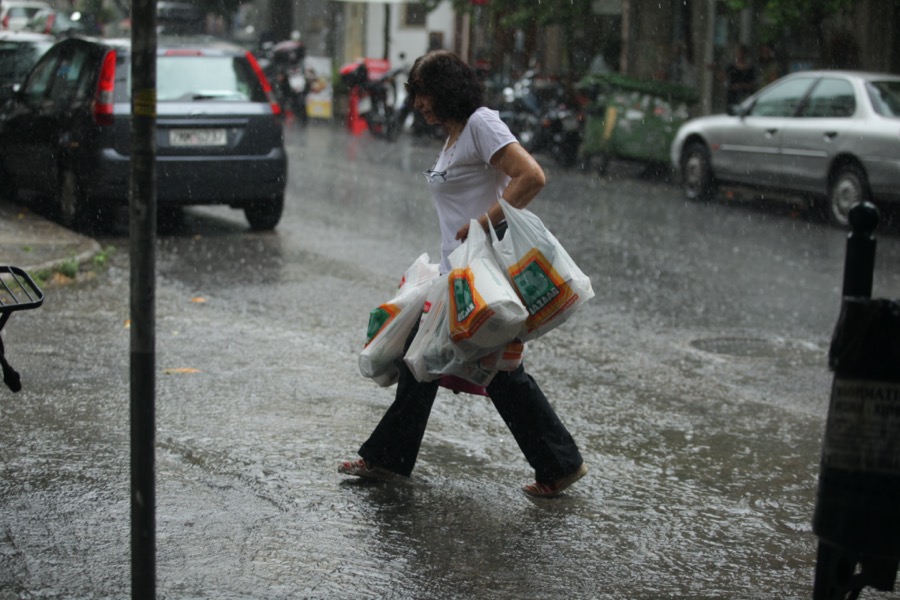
[0, 35, 287, 230]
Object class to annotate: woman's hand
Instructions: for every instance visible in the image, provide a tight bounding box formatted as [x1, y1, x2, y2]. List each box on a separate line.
[455, 221, 471, 242]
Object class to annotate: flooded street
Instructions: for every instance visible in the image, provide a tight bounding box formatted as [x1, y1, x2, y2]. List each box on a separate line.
[2, 123, 900, 599]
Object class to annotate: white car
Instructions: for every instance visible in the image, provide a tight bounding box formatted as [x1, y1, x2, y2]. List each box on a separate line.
[670, 70, 900, 226]
[1, 0, 51, 30]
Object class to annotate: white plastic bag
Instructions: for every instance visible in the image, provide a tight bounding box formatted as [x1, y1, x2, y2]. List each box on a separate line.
[490, 199, 594, 341]
[446, 220, 528, 361]
[404, 276, 499, 387]
[359, 253, 439, 386]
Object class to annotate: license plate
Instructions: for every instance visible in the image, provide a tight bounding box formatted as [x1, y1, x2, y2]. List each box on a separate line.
[357, 96, 372, 114]
[169, 129, 227, 147]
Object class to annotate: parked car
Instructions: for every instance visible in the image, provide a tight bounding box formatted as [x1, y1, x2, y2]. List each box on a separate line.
[670, 70, 900, 226]
[0, 29, 52, 101]
[0, 0, 50, 30]
[24, 8, 86, 37]
[0, 36, 287, 230]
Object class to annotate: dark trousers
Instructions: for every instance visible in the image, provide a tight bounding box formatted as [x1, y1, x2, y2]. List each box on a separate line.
[359, 331, 584, 483]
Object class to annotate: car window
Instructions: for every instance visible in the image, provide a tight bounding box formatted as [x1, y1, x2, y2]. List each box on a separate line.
[747, 77, 815, 117]
[19, 45, 58, 104]
[155, 55, 264, 102]
[800, 78, 856, 118]
[11, 7, 40, 18]
[48, 46, 88, 105]
[867, 80, 900, 118]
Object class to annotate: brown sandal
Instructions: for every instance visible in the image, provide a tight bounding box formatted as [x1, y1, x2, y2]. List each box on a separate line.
[338, 458, 398, 481]
[523, 463, 588, 498]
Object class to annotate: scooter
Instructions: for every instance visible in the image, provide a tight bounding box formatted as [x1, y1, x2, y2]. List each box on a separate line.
[264, 40, 310, 124]
[498, 69, 544, 153]
[340, 61, 400, 140]
[498, 70, 585, 167]
[539, 91, 586, 168]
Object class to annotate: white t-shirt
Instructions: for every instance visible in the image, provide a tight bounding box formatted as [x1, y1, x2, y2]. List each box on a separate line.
[425, 107, 517, 274]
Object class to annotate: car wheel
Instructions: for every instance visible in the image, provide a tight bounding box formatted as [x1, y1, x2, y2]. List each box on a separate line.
[681, 141, 715, 201]
[828, 163, 869, 228]
[244, 195, 284, 231]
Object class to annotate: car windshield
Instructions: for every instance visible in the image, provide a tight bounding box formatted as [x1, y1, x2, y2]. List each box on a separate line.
[115, 54, 265, 102]
[866, 80, 900, 117]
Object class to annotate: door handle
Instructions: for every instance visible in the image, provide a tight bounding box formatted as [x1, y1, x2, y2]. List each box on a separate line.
[824, 131, 838, 140]
[765, 128, 778, 137]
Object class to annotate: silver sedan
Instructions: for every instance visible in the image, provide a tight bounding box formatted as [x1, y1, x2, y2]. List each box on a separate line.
[670, 70, 900, 226]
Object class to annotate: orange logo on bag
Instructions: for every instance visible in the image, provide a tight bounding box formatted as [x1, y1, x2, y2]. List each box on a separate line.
[508, 249, 578, 332]
[447, 267, 495, 342]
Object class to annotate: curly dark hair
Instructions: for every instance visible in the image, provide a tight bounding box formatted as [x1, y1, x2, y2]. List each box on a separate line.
[407, 50, 484, 122]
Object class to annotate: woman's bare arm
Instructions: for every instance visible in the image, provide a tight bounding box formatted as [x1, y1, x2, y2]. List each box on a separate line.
[455, 142, 546, 241]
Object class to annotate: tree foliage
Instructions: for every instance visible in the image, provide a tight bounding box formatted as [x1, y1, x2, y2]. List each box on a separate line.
[446, 0, 603, 78]
[448, 0, 591, 29]
[725, 0, 855, 40]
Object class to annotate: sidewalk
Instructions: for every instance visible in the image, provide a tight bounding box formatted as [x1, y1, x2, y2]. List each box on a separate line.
[0, 199, 100, 274]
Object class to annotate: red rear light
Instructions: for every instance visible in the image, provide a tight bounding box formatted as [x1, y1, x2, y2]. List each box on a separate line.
[2, 14, 8, 28]
[245, 51, 281, 116]
[94, 49, 117, 126]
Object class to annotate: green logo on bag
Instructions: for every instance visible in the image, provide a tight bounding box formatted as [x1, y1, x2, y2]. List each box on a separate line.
[513, 262, 559, 315]
[366, 306, 391, 343]
[453, 277, 475, 322]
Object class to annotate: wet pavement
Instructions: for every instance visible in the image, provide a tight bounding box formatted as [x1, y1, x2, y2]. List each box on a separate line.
[0, 200, 100, 274]
[1, 122, 900, 599]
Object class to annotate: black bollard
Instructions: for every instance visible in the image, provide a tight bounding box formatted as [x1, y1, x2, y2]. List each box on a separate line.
[841, 202, 879, 298]
[813, 202, 900, 599]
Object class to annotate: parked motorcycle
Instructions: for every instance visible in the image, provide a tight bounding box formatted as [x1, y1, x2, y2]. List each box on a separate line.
[262, 39, 310, 124]
[498, 69, 544, 153]
[539, 92, 586, 168]
[340, 60, 400, 140]
[498, 70, 585, 168]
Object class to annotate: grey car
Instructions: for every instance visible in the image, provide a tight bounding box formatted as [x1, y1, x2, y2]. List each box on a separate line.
[670, 70, 900, 226]
[0, 35, 287, 230]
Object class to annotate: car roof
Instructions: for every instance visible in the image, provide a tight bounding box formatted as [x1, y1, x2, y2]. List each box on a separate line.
[1, 0, 51, 8]
[785, 69, 900, 82]
[81, 35, 251, 57]
[0, 30, 54, 42]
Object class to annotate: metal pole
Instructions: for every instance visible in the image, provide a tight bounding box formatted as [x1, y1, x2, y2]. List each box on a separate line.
[130, 0, 157, 595]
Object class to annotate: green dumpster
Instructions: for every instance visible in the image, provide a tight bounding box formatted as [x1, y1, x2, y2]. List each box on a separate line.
[578, 73, 698, 173]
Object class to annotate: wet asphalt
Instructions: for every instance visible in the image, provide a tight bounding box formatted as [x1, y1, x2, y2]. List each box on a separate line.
[1, 121, 900, 599]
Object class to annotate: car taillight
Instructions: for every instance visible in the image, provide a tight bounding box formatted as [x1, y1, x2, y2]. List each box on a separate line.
[245, 51, 282, 116]
[1, 13, 8, 28]
[94, 49, 116, 126]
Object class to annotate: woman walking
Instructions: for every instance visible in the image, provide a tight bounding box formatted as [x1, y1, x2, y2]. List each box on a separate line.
[339, 51, 586, 498]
